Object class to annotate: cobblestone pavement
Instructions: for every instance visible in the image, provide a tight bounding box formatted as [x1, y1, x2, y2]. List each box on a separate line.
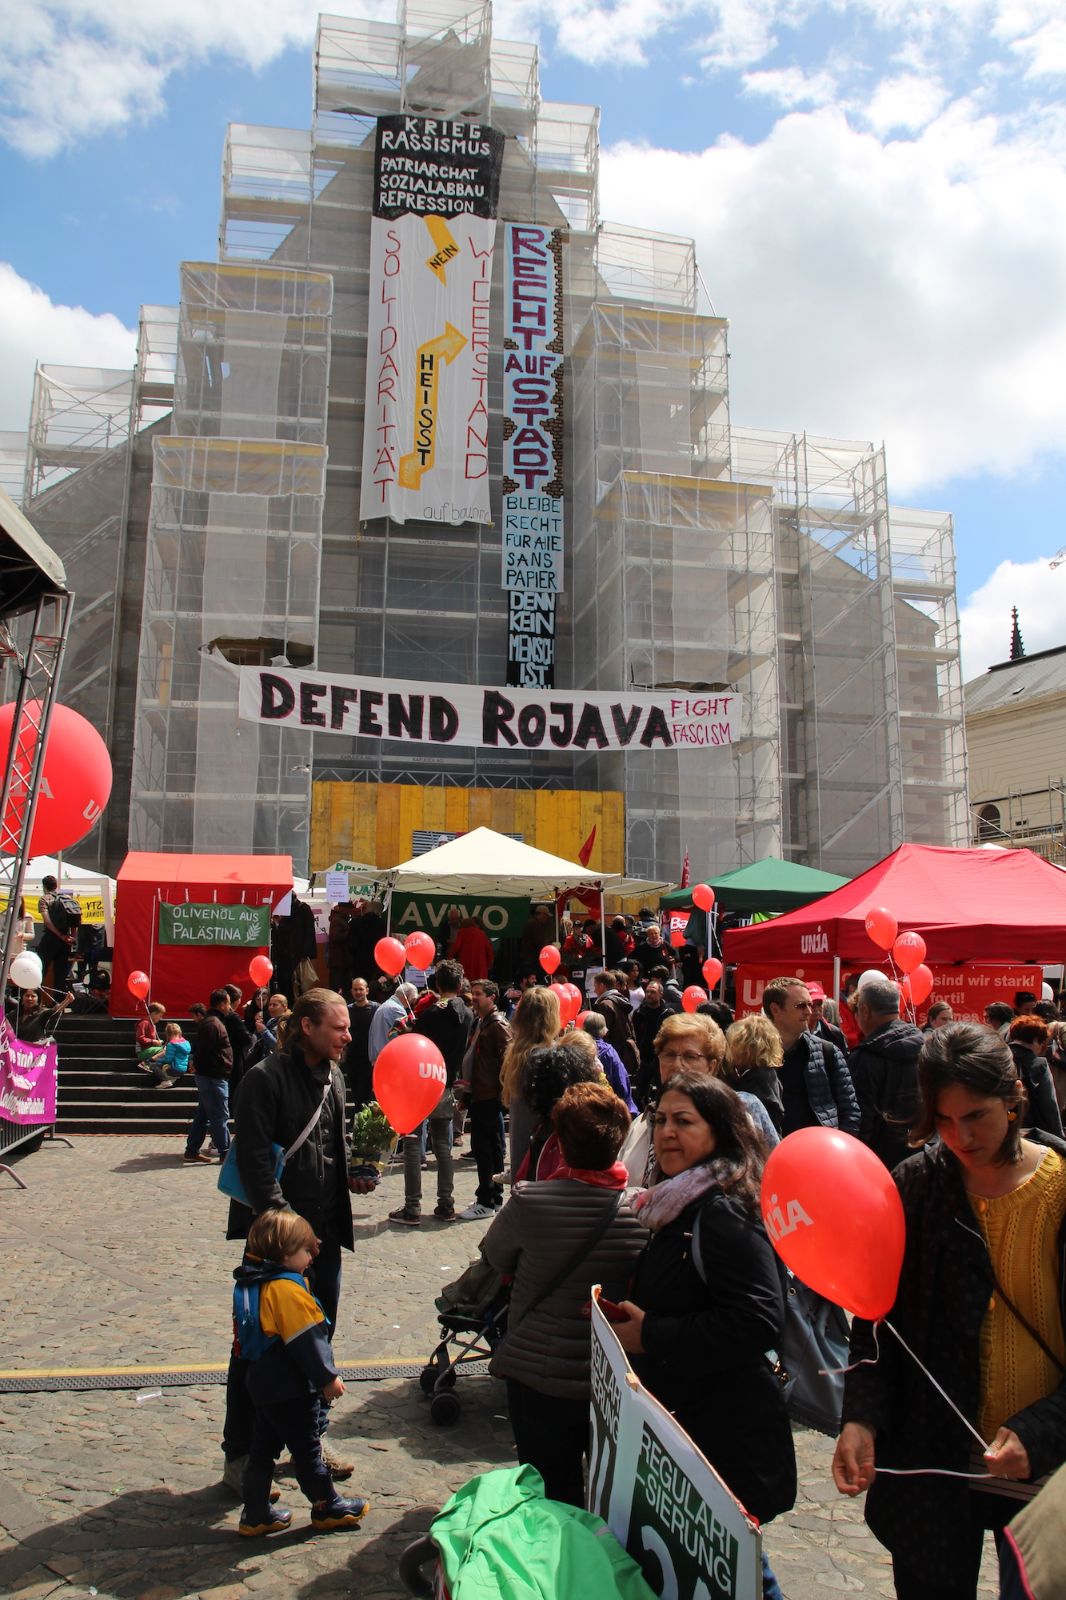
[0, 1136, 998, 1600]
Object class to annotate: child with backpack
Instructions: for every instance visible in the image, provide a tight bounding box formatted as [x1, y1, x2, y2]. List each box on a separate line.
[232, 1209, 369, 1538]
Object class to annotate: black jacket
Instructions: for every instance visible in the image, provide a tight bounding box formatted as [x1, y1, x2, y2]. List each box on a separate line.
[631, 1191, 797, 1524]
[225, 1042, 353, 1250]
[848, 1017, 925, 1169]
[1009, 1044, 1064, 1139]
[415, 995, 472, 1087]
[843, 1133, 1066, 1584]
[192, 1011, 233, 1078]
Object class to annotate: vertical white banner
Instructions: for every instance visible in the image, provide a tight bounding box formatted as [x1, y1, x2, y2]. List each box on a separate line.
[360, 115, 504, 527]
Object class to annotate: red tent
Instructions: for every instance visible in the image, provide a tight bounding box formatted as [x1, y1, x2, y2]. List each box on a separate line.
[111, 852, 292, 1016]
[723, 845, 1066, 966]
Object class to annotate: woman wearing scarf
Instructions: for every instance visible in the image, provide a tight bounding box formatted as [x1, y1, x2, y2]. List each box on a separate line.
[614, 1069, 796, 1600]
[481, 1082, 644, 1505]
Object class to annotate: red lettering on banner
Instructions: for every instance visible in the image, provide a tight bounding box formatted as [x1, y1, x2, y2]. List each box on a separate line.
[370, 229, 404, 503]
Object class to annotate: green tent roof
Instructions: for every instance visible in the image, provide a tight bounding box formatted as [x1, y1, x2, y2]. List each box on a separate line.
[661, 857, 850, 913]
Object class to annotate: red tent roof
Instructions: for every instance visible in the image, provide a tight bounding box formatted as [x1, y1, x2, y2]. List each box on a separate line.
[723, 844, 1066, 965]
[117, 852, 292, 888]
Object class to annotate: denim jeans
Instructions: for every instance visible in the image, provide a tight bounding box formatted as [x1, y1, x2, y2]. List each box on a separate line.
[184, 1075, 230, 1158]
[402, 1093, 455, 1214]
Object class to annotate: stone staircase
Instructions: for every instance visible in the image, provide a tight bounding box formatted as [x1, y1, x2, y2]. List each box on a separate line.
[54, 1013, 197, 1135]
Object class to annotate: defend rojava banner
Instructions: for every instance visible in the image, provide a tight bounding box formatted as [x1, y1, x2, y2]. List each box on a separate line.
[239, 665, 740, 755]
[360, 115, 504, 527]
[0, 1021, 57, 1126]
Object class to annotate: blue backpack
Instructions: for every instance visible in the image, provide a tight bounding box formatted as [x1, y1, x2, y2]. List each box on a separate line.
[232, 1269, 309, 1362]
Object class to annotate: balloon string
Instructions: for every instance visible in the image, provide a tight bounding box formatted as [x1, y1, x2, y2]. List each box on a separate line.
[878, 1468, 996, 1479]
[883, 1317, 991, 1451]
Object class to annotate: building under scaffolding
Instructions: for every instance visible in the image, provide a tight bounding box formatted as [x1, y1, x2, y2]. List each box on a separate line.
[4, 1, 968, 881]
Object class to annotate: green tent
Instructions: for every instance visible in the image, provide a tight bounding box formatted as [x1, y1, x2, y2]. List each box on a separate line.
[660, 856, 849, 914]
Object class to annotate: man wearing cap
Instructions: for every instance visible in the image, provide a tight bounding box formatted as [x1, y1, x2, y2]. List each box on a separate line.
[808, 983, 847, 1053]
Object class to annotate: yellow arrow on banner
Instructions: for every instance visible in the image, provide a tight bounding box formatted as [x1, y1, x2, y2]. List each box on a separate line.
[398, 322, 467, 489]
[425, 216, 460, 283]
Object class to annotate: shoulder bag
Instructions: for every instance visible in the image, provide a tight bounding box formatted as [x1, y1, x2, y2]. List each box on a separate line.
[218, 1081, 331, 1209]
[692, 1205, 850, 1437]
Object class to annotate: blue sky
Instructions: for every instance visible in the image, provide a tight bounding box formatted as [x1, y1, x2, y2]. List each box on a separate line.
[2, 0, 1065, 677]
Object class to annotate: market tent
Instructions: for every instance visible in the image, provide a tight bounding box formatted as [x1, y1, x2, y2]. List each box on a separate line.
[111, 852, 292, 1016]
[661, 858, 849, 914]
[385, 827, 607, 899]
[723, 844, 1066, 966]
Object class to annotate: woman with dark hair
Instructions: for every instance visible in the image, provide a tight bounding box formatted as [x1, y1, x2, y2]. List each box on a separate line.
[833, 1022, 1066, 1600]
[482, 1081, 644, 1505]
[613, 1068, 794, 1598]
[1007, 1016, 1063, 1137]
[514, 1037, 604, 1180]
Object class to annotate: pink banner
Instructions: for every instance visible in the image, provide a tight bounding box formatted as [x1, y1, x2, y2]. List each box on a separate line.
[0, 1019, 58, 1125]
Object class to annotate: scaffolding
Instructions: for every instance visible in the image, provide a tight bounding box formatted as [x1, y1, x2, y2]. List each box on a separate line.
[0, 433, 27, 507]
[129, 262, 333, 862]
[8, 0, 969, 881]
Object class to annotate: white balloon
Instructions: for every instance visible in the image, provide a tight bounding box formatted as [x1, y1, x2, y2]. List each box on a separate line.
[10, 950, 43, 988]
[857, 968, 885, 991]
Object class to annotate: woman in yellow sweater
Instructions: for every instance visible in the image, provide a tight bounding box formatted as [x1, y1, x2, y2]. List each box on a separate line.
[832, 1022, 1066, 1600]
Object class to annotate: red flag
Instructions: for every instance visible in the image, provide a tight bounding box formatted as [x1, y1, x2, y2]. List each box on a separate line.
[680, 849, 690, 889]
[578, 826, 597, 867]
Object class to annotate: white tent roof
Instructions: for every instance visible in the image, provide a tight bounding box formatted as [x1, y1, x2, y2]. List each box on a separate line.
[386, 827, 608, 898]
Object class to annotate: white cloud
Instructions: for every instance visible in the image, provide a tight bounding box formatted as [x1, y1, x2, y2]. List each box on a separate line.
[1011, 18, 1066, 77]
[598, 101, 1066, 493]
[863, 72, 949, 132]
[0, 1, 388, 157]
[960, 557, 1066, 679]
[0, 264, 137, 432]
[741, 64, 839, 107]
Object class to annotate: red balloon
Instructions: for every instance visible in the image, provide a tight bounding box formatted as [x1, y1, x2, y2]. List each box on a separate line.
[404, 931, 436, 971]
[374, 936, 407, 977]
[670, 928, 685, 948]
[575, 1010, 593, 1028]
[893, 931, 927, 975]
[540, 944, 561, 975]
[0, 701, 113, 856]
[864, 906, 898, 951]
[549, 981, 571, 1021]
[128, 970, 150, 1001]
[761, 1129, 905, 1320]
[681, 985, 708, 1013]
[562, 983, 583, 1024]
[901, 964, 934, 1007]
[372, 1033, 448, 1136]
[702, 958, 723, 988]
[692, 883, 715, 912]
[249, 954, 273, 987]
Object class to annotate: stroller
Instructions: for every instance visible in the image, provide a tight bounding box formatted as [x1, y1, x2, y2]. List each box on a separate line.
[419, 1255, 510, 1426]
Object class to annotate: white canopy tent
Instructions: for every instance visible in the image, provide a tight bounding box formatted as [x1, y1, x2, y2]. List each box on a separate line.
[19, 854, 117, 943]
[384, 827, 610, 913]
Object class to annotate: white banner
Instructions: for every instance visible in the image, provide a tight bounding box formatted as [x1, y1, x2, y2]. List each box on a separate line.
[502, 224, 565, 595]
[238, 665, 740, 755]
[588, 1295, 761, 1600]
[361, 212, 495, 526]
[360, 115, 504, 528]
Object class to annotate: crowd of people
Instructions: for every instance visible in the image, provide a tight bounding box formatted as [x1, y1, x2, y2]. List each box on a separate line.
[10, 888, 1066, 1595]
